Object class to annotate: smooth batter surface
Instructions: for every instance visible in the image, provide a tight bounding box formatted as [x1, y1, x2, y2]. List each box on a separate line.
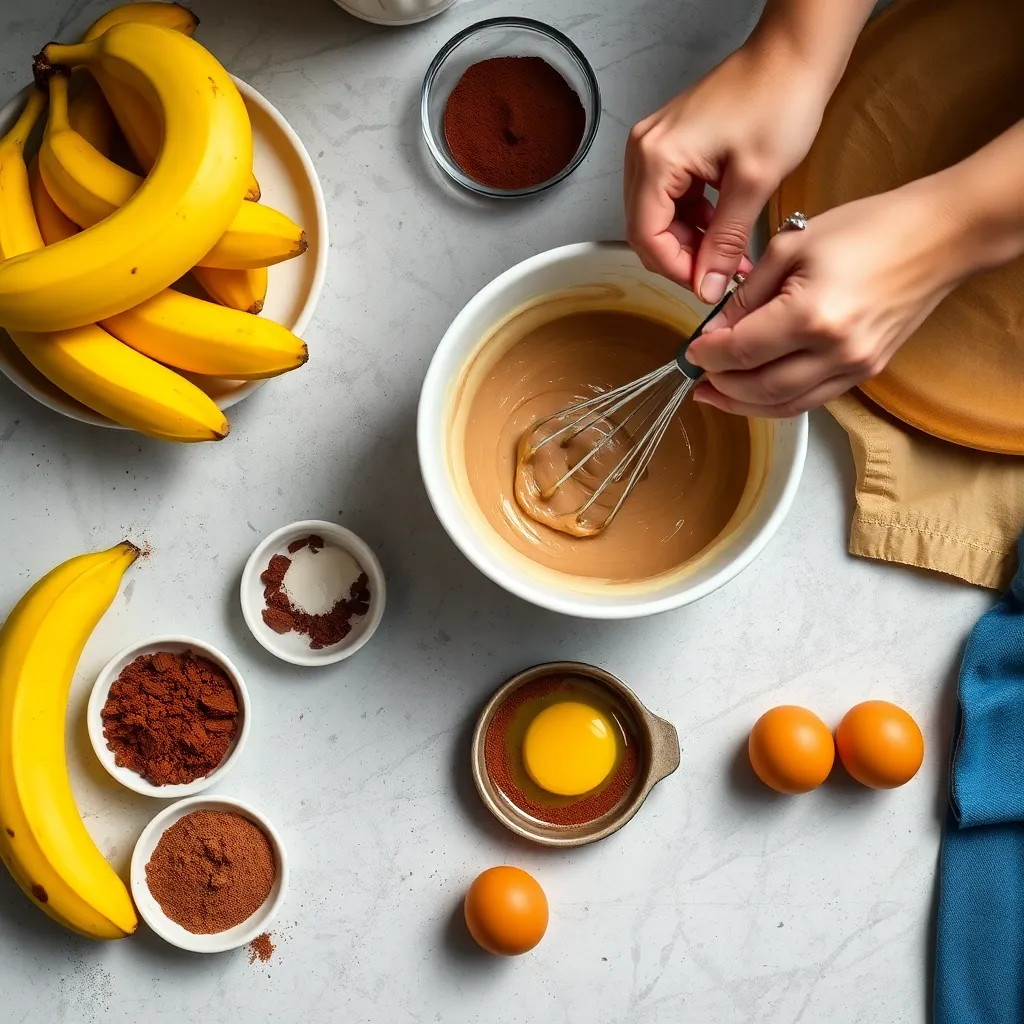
[459, 306, 751, 581]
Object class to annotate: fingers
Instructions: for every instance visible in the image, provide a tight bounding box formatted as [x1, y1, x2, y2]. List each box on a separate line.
[687, 289, 807, 373]
[694, 160, 775, 303]
[692, 371, 853, 419]
[625, 122, 701, 287]
[699, 231, 797, 334]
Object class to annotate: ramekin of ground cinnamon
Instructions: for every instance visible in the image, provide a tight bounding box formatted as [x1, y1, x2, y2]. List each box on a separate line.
[131, 795, 288, 953]
[88, 637, 251, 798]
[471, 661, 680, 848]
[240, 520, 386, 667]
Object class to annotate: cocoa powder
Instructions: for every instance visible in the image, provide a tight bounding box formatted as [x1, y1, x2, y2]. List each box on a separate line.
[145, 810, 276, 934]
[101, 651, 239, 786]
[259, 535, 371, 649]
[443, 56, 586, 190]
[249, 931, 275, 963]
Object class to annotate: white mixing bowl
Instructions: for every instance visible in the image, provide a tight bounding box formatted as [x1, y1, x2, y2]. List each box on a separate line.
[417, 242, 807, 619]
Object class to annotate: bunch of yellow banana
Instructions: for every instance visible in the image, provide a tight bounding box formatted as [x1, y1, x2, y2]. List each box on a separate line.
[0, 2, 310, 442]
[0, 543, 139, 940]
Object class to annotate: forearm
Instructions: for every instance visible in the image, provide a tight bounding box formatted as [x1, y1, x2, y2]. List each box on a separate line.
[939, 120, 1024, 275]
[746, 0, 877, 96]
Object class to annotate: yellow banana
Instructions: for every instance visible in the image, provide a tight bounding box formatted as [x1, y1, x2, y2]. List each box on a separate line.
[0, 91, 46, 259]
[0, 95, 230, 442]
[11, 328, 231, 440]
[68, 73, 114, 153]
[84, 2, 262, 202]
[29, 157, 77, 243]
[191, 265, 268, 314]
[0, 543, 140, 940]
[0, 22, 252, 332]
[83, 0, 199, 38]
[39, 74, 306, 270]
[102, 288, 307, 379]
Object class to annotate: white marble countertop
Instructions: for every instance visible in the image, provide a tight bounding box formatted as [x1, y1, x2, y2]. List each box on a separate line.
[0, 1, 990, 1021]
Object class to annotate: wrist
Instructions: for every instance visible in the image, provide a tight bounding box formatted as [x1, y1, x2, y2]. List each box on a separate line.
[911, 169, 1023, 291]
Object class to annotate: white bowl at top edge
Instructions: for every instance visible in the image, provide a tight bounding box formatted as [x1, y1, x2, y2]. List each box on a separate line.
[416, 241, 808, 620]
[131, 795, 288, 953]
[87, 636, 251, 798]
[0, 76, 328, 429]
[240, 520, 387, 667]
[332, 0, 457, 25]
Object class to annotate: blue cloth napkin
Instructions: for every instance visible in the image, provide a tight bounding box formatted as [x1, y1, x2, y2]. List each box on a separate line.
[935, 532, 1024, 1023]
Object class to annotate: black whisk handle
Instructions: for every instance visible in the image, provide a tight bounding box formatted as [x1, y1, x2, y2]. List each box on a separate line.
[675, 274, 744, 379]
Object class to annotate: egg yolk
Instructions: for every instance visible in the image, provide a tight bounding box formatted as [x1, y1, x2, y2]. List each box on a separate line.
[522, 701, 616, 796]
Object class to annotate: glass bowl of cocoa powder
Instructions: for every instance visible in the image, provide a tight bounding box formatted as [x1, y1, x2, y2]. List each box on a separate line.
[421, 17, 601, 198]
[87, 637, 251, 799]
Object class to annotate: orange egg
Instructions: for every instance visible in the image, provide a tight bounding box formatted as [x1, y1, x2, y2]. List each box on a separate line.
[836, 701, 923, 788]
[748, 705, 834, 794]
[464, 866, 548, 956]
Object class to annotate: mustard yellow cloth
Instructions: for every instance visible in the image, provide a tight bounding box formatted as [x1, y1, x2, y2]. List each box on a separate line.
[827, 394, 1024, 590]
[769, 0, 1024, 589]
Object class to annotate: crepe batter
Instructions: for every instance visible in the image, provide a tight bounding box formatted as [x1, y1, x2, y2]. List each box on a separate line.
[458, 302, 751, 581]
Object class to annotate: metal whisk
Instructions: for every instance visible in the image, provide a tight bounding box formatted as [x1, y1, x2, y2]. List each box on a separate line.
[520, 212, 815, 540]
[516, 280, 738, 537]
[518, 215, 808, 537]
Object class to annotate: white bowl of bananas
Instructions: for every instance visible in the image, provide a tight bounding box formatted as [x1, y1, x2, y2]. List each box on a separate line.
[0, 3, 327, 441]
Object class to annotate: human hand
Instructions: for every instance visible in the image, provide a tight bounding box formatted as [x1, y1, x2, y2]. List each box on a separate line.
[624, 43, 831, 303]
[686, 181, 970, 418]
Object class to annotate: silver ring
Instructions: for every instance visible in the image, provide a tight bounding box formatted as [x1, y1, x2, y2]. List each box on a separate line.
[779, 211, 809, 233]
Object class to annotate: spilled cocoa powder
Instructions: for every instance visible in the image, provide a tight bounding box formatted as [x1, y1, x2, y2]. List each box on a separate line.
[249, 931, 275, 963]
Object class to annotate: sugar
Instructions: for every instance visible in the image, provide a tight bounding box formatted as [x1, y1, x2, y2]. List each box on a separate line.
[281, 544, 362, 615]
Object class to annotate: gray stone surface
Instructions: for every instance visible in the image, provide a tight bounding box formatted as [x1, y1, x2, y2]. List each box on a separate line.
[0, 1, 981, 1021]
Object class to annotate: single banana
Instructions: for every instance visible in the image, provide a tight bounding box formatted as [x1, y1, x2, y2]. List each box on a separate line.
[191, 265, 268, 314]
[102, 288, 307, 379]
[68, 73, 114, 153]
[31, 71, 112, 246]
[0, 22, 252, 332]
[0, 95, 230, 442]
[0, 543, 140, 940]
[0, 91, 46, 259]
[29, 157, 77, 244]
[11, 327, 232, 440]
[40, 74, 306, 270]
[83, 2, 262, 202]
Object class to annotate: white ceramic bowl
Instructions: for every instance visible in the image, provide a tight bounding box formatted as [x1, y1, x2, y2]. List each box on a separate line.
[88, 636, 251, 798]
[0, 76, 328, 428]
[240, 520, 387, 667]
[131, 795, 288, 953]
[333, 0, 456, 24]
[417, 241, 808, 619]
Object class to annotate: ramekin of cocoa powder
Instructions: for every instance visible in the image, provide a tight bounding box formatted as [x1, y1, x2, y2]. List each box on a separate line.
[131, 795, 288, 953]
[240, 520, 386, 667]
[88, 637, 251, 798]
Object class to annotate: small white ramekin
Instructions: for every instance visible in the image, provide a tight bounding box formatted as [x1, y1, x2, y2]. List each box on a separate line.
[240, 520, 386, 667]
[417, 241, 808, 620]
[131, 795, 288, 953]
[88, 636, 251, 798]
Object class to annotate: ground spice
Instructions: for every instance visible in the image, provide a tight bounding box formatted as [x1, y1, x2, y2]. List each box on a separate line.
[484, 675, 639, 826]
[101, 651, 239, 786]
[443, 56, 586, 190]
[249, 931, 275, 964]
[260, 535, 371, 650]
[145, 810, 276, 934]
